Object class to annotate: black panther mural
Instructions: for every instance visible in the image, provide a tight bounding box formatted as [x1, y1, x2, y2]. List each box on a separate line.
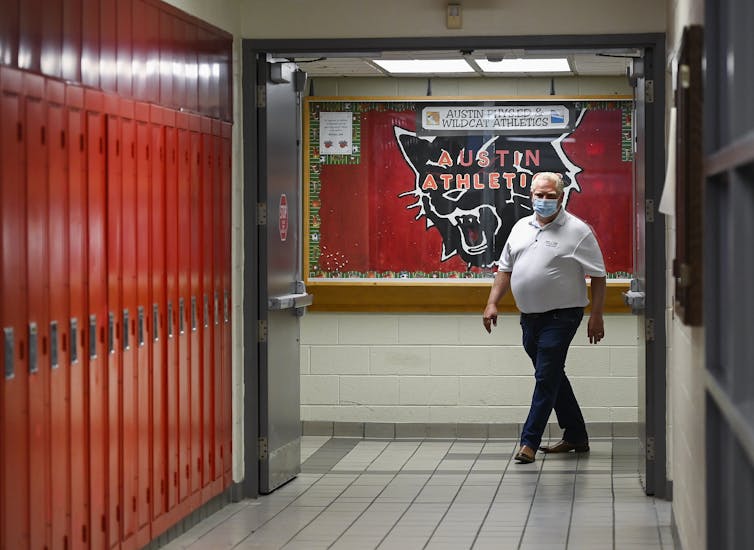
[394, 123, 584, 269]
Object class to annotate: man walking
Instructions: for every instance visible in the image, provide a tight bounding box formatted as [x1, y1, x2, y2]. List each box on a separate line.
[483, 172, 607, 464]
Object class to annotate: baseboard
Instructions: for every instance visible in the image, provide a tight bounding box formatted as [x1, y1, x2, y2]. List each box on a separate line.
[301, 421, 639, 439]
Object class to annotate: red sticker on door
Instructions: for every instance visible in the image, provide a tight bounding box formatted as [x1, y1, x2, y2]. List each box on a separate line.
[279, 194, 289, 241]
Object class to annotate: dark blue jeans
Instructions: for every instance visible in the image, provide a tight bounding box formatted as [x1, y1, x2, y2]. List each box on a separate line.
[519, 307, 587, 450]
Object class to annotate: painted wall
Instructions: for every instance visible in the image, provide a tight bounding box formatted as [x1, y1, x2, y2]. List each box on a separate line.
[239, 0, 666, 39]
[664, 0, 705, 548]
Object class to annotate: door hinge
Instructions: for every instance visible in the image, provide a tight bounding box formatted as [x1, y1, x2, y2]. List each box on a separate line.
[258, 437, 268, 460]
[645, 80, 654, 103]
[257, 203, 267, 225]
[258, 320, 268, 343]
[646, 436, 655, 461]
[645, 199, 655, 223]
[645, 318, 655, 341]
[256, 85, 266, 108]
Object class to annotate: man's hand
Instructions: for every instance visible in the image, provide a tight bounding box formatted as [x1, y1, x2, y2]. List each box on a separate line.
[587, 313, 605, 344]
[483, 304, 498, 333]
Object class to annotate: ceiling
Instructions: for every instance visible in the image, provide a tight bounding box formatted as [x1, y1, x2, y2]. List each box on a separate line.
[286, 49, 638, 78]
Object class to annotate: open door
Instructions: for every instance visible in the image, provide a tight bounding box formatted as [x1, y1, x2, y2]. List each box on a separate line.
[625, 52, 668, 498]
[255, 56, 312, 494]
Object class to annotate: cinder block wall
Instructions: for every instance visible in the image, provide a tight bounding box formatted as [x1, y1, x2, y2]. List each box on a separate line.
[301, 312, 639, 430]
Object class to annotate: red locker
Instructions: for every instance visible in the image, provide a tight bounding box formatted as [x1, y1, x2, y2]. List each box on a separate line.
[47, 79, 72, 550]
[62, 0, 83, 83]
[188, 115, 202, 496]
[25, 73, 52, 550]
[200, 118, 214, 493]
[115, 0, 133, 97]
[105, 94, 123, 549]
[81, 0, 100, 88]
[157, 11, 174, 110]
[40, 0, 63, 78]
[99, 0, 117, 93]
[1, 67, 31, 550]
[85, 89, 108, 550]
[163, 110, 179, 513]
[221, 122, 232, 482]
[66, 83, 90, 550]
[120, 99, 139, 544]
[149, 106, 167, 522]
[19, 0, 43, 74]
[176, 113, 191, 502]
[211, 120, 223, 483]
[134, 102, 152, 546]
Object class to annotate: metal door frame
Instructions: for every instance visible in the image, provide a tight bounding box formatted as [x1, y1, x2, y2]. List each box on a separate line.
[241, 33, 666, 498]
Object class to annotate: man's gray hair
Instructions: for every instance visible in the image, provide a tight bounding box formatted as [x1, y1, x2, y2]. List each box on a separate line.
[532, 172, 565, 196]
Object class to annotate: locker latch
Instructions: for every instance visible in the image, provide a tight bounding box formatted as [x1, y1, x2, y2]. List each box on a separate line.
[50, 321, 59, 369]
[191, 297, 197, 332]
[203, 295, 209, 328]
[153, 304, 160, 342]
[167, 302, 174, 338]
[89, 315, 97, 359]
[70, 318, 78, 364]
[138, 307, 145, 347]
[123, 309, 130, 350]
[4, 327, 14, 380]
[29, 322, 38, 374]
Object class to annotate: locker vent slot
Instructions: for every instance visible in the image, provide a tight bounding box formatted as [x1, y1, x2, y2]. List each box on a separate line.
[191, 296, 197, 332]
[179, 298, 185, 334]
[123, 310, 130, 350]
[29, 323, 38, 373]
[89, 315, 97, 358]
[203, 295, 209, 328]
[108, 312, 115, 354]
[50, 321, 59, 369]
[138, 307, 145, 347]
[4, 327, 14, 379]
[70, 319, 78, 364]
[167, 302, 173, 338]
[153, 304, 159, 342]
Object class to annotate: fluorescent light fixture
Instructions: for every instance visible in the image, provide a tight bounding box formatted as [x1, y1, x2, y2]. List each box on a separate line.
[476, 58, 571, 73]
[373, 59, 474, 74]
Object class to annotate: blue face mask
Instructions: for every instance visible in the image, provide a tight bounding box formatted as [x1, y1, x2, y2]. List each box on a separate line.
[533, 198, 559, 217]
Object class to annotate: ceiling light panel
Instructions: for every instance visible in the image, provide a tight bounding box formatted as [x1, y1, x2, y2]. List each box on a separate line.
[372, 59, 475, 74]
[476, 58, 571, 73]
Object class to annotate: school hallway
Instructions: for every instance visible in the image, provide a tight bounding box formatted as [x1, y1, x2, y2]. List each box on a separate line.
[159, 435, 673, 550]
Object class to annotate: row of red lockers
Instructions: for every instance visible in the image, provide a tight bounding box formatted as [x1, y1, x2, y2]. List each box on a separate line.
[0, 66, 234, 550]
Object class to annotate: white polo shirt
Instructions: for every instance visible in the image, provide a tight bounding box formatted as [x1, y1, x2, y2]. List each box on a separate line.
[498, 208, 606, 314]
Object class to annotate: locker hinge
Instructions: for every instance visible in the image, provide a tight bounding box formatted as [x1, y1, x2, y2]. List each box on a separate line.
[645, 199, 655, 223]
[646, 436, 656, 461]
[645, 80, 654, 103]
[256, 85, 266, 108]
[258, 320, 268, 343]
[257, 203, 267, 225]
[645, 318, 655, 342]
[258, 437, 268, 460]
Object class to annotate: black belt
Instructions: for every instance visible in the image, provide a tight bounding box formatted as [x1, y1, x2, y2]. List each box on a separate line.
[520, 306, 583, 319]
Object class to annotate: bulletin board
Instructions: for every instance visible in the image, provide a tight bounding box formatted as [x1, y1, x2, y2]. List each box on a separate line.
[304, 96, 634, 312]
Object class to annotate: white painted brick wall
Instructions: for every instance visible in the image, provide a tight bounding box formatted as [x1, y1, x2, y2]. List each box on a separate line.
[301, 312, 639, 424]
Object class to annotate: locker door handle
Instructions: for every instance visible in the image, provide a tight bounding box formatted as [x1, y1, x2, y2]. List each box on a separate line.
[108, 313, 115, 354]
[50, 321, 59, 369]
[153, 304, 159, 342]
[179, 299, 185, 334]
[191, 297, 197, 332]
[70, 319, 78, 364]
[138, 307, 145, 347]
[123, 310, 130, 351]
[4, 327, 14, 379]
[167, 302, 174, 338]
[214, 292, 219, 326]
[29, 323, 38, 373]
[223, 292, 229, 323]
[89, 315, 97, 359]
[203, 295, 209, 328]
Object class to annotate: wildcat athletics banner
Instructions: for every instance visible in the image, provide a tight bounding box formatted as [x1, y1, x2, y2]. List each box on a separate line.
[305, 98, 634, 281]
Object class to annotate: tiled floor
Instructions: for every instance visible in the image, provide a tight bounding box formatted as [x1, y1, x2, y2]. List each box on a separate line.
[161, 436, 674, 550]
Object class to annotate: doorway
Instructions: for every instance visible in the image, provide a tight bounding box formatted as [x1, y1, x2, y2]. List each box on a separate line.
[241, 33, 667, 498]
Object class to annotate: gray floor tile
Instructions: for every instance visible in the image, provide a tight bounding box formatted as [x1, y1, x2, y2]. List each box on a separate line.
[156, 436, 675, 550]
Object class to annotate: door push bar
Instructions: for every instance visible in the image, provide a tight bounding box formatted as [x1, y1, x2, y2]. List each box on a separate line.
[267, 282, 313, 316]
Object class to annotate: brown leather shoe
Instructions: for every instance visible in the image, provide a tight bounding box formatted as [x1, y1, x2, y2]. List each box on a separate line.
[539, 440, 590, 453]
[514, 445, 536, 463]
